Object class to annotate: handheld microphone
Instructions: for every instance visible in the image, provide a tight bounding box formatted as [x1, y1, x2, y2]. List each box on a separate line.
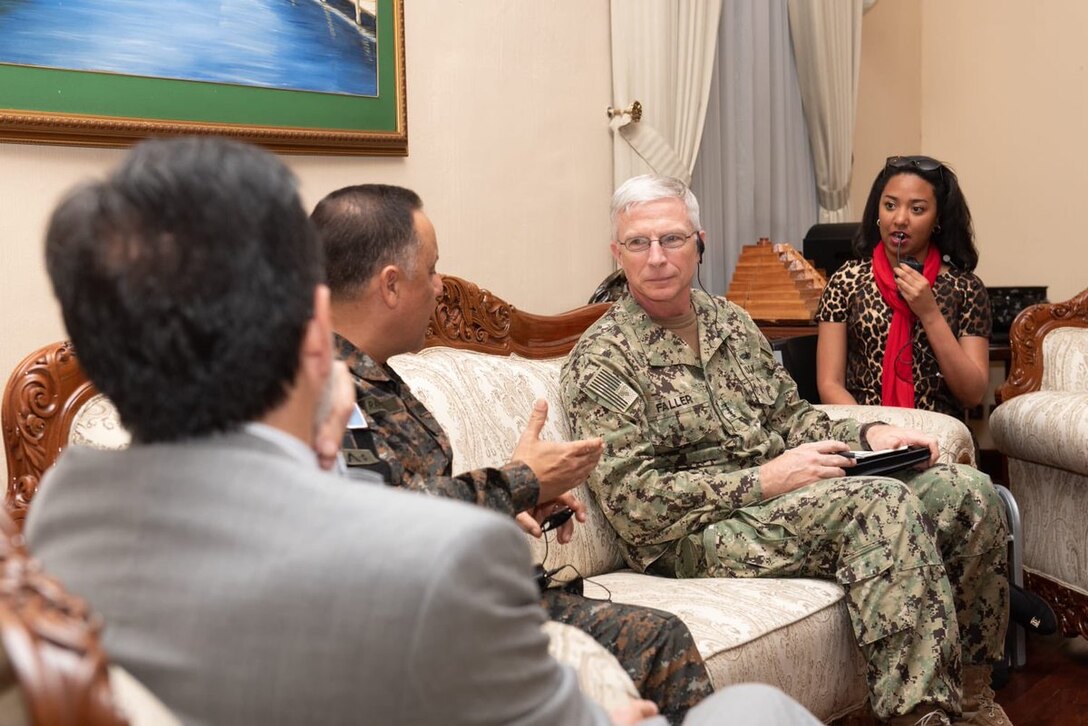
[893, 235, 924, 274]
[541, 507, 574, 533]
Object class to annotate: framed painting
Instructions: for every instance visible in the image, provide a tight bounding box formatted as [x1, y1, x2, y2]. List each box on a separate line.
[0, 0, 407, 155]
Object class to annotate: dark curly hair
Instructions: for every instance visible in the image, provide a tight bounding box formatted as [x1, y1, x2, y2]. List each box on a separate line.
[45, 137, 324, 443]
[853, 156, 978, 271]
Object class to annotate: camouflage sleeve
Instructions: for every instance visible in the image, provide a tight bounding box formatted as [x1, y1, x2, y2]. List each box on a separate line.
[400, 462, 539, 516]
[736, 314, 862, 448]
[341, 426, 539, 515]
[560, 349, 764, 550]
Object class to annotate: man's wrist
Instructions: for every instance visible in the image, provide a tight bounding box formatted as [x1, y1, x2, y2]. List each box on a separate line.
[858, 421, 887, 451]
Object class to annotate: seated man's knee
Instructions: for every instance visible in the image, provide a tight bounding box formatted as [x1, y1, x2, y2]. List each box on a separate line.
[943, 464, 1008, 533]
[848, 478, 924, 521]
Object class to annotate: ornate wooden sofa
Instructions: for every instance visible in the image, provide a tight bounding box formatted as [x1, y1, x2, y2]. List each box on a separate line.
[3, 275, 979, 723]
[992, 287, 1088, 639]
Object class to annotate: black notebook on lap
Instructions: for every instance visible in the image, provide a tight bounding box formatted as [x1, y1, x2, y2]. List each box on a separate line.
[844, 446, 931, 476]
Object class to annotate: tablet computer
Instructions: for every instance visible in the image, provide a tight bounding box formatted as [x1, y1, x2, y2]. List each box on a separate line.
[844, 445, 931, 476]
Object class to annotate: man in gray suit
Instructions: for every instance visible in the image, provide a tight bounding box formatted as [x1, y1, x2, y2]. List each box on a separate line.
[26, 137, 820, 726]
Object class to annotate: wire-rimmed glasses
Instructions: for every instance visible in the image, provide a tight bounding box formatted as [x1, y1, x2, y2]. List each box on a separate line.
[616, 230, 698, 253]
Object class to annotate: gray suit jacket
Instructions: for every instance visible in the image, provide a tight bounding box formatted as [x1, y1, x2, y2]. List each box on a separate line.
[25, 432, 613, 726]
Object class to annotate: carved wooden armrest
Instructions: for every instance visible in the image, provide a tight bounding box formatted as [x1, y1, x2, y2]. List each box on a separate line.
[998, 287, 1088, 402]
[2, 342, 98, 529]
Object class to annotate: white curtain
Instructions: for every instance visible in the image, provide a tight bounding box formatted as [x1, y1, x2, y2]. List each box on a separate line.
[786, 0, 865, 223]
[689, 0, 818, 296]
[609, 0, 723, 188]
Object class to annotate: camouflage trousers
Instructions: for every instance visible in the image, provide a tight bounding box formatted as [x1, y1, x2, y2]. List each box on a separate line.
[661, 463, 1008, 721]
[542, 588, 714, 725]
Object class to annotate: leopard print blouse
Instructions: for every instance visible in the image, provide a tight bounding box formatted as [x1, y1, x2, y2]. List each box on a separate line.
[815, 258, 992, 418]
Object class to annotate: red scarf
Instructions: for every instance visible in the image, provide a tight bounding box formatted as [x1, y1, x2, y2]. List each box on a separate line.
[872, 242, 940, 407]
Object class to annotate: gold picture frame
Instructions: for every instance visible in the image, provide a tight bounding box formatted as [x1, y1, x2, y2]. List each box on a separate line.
[0, 0, 407, 156]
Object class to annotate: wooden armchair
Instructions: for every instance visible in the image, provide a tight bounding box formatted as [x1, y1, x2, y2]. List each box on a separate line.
[992, 287, 1088, 638]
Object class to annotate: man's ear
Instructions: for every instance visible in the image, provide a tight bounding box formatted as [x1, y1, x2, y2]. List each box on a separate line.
[376, 264, 401, 309]
[610, 241, 622, 266]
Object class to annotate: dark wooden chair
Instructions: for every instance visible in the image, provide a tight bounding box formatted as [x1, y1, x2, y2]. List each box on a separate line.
[0, 509, 127, 725]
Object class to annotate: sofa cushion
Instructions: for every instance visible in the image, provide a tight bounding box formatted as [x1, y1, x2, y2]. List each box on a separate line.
[584, 573, 868, 721]
[389, 348, 627, 577]
[1042, 327, 1088, 392]
[991, 391, 1088, 475]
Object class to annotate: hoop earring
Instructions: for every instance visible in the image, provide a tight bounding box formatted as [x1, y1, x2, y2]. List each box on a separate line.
[933, 224, 942, 234]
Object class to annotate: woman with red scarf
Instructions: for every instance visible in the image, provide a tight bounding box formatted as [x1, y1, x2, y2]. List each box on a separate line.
[815, 156, 991, 419]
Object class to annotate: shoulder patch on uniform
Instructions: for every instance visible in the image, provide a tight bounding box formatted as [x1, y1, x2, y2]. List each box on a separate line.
[584, 367, 638, 412]
[344, 449, 380, 467]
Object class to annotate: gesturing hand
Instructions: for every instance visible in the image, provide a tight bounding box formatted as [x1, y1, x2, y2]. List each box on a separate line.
[758, 440, 855, 499]
[511, 399, 603, 503]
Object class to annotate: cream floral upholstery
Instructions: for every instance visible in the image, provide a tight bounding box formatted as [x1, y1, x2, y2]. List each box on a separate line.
[388, 351, 625, 578]
[69, 395, 130, 450]
[389, 346, 976, 721]
[992, 326, 1088, 631]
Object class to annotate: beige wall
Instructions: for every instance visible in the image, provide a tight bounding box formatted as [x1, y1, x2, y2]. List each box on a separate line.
[851, 0, 922, 215]
[921, 0, 1085, 303]
[855, 0, 1085, 304]
[0, 0, 614, 409]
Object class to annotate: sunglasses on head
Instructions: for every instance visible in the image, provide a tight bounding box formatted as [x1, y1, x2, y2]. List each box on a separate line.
[885, 155, 943, 173]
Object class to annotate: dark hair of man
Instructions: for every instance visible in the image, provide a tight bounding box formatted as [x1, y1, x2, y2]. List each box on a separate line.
[44, 137, 324, 444]
[853, 162, 979, 271]
[309, 184, 423, 301]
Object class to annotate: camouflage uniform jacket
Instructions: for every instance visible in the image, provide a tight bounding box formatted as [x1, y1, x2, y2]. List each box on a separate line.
[560, 290, 863, 572]
[336, 334, 539, 514]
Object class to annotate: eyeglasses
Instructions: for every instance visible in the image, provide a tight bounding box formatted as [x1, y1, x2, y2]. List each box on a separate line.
[616, 230, 698, 253]
[885, 155, 943, 174]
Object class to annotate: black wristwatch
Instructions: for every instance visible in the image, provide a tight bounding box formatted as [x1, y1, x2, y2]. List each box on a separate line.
[858, 421, 888, 451]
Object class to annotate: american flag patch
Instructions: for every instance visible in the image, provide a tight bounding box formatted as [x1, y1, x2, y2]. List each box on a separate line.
[585, 367, 638, 412]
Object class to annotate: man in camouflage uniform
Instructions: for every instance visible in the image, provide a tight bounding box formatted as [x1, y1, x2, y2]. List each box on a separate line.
[310, 183, 715, 724]
[559, 175, 1011, 726]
